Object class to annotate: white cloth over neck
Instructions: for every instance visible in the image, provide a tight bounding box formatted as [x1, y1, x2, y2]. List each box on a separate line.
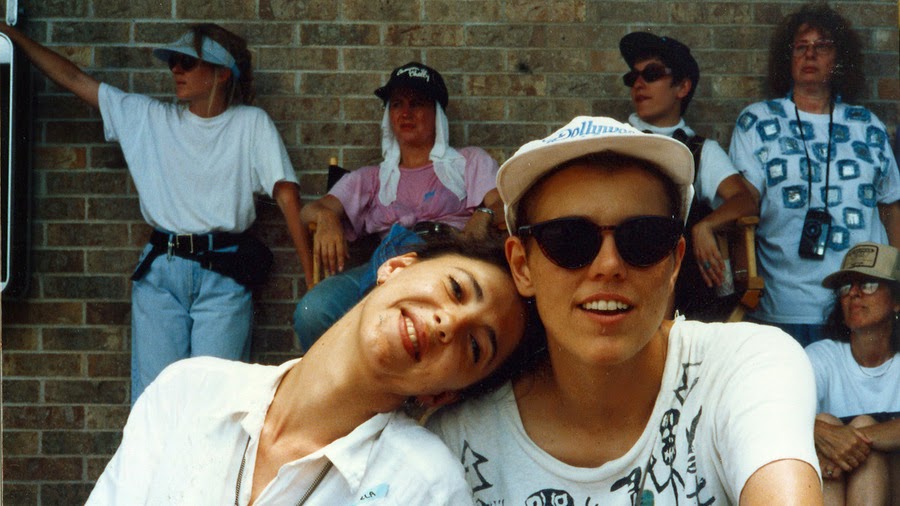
[378, 103, 466, 206]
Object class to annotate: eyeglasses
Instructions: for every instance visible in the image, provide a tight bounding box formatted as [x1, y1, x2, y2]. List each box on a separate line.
[622, 64, 673, 87]
[517, 216, 683, 269]
[168, 53, 200, 72]
[791, 39, 836, 57]
[837, 280, 881, 297]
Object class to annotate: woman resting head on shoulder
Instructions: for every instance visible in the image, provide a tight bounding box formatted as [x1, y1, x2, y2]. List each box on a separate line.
[808, 242, 900, 506]
[86, 234, 543, 506]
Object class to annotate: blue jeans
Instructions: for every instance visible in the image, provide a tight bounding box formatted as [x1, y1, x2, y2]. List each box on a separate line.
[293, 263, 369, 351]
[131, 244, 252, 403]
[293, 224, 424, 351]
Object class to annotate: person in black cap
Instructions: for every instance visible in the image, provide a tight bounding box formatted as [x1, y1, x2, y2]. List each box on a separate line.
[295, 62, 503, 351]
[619, 32, 759, 321]
[0, 22, 314, 403]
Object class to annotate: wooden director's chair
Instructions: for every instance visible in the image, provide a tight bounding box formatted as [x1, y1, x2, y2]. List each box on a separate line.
[715, 216, 764, 322]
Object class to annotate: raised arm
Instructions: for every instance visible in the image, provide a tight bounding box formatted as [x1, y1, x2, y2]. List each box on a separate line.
[300, 194, 348, 276]
[273, 181, 314, 283]
[0, 23, 100, 108]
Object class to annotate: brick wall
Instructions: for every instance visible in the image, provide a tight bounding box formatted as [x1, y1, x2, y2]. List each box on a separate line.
[2, 0, 897, 503]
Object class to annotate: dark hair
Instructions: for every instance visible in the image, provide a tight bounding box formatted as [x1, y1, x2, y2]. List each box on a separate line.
[631, 49, 696, 115]
[407, 234, 548, 400]
[822, 281, 900, 352]
[516, 151, 683, 228]
[191, 23, 255, 106]
[767, 3, 864, 102]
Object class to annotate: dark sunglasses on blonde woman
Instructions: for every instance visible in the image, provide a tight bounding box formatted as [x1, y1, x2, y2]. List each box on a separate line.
[168, 53, 200, 72]
[517, 215, 683, 269]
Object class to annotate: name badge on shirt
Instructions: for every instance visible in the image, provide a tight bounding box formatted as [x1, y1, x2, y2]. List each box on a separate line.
[355, 483, 389, 503]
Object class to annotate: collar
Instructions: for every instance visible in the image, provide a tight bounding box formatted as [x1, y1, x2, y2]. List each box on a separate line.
[628, 113, 695, 138]
[210, 358, 397, 493]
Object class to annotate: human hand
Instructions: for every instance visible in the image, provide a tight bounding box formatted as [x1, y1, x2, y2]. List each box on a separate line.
[313, 211, 348, 276]
[814, 420, 872, 472]
[691, 221, 725, 287]
[817, 454, 844, 480]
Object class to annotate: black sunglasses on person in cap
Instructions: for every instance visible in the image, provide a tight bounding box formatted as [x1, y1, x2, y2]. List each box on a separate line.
[517, 215, 683, 269]
[622, 63, 673, 87]
[168, 53, 200, 72]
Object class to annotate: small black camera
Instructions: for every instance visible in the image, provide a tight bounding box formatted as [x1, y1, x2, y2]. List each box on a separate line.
[798, 209, 832, 260]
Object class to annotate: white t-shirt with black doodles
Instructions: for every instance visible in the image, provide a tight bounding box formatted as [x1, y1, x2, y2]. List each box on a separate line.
[428, 319, 820, 505]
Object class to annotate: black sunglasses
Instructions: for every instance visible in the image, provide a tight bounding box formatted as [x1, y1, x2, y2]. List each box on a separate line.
[517, 216, 683, 269]
[168, 53, 200, 72]
[622, 63, 673, 87]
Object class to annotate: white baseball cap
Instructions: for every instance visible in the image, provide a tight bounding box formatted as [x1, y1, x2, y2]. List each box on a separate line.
[497, 116, 695, 231]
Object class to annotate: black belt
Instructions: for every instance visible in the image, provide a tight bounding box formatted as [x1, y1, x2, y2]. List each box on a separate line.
[148, 230, 242, 256]
[132, 230, 243, 281]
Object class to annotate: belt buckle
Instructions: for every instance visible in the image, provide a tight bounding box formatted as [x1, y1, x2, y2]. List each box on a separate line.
[175, 234, 195, 254]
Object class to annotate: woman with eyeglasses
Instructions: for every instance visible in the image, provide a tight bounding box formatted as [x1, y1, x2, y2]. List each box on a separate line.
[728, 3, 900, 347]
[807, 242, 900, 505]
[0, 23, 314, 403]
[87, 235, 538, 505]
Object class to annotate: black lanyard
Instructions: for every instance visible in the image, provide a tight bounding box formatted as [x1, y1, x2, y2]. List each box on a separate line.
[794, 102, 834, 209]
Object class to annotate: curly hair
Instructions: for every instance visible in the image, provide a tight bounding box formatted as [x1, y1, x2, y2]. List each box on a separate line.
[190, 23, 255, 106]
[766, 2, 865, 102]
[822, 283, 900, 353]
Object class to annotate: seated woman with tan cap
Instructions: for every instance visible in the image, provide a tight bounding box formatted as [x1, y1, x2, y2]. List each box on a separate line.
[808, 241, 900, 505]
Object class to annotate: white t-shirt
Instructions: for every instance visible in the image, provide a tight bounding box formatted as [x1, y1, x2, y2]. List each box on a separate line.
[729, 98, 900, 324]
[98, 83, 299, 234]
[805, 339, 900, 418]
[87, 357, 474, 505]
[428, 319, 819, 505]
[628, 113, 738, 209]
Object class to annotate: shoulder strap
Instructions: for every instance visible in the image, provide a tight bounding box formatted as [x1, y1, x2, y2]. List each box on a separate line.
[685, 135, 705, 183]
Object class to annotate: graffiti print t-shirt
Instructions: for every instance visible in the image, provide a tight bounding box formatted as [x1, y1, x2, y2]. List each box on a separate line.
[428, 320, 820, 506]
[729, 98, 900, 324]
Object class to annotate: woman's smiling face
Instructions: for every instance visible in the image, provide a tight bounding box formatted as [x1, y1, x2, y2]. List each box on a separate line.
[356, 252, 526, 397]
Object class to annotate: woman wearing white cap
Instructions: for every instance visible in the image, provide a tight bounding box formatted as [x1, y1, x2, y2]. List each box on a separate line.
[0, 23, 314, 403]
[808, 242, 900, 505]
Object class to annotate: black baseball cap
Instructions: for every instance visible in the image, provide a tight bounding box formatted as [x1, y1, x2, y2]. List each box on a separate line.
[619, 32, 700, 95]
[375, 62, 449, 109]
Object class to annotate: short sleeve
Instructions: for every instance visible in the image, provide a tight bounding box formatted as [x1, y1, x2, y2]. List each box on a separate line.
[97, 83, 158, 144]
[461, 147, 500, 208]
[329, 166, 379, 240]
[249, 109, 298, 197]
[729, 105, 766, 194]
[713, 324, 820, 495]
[697, 139, 740, 208]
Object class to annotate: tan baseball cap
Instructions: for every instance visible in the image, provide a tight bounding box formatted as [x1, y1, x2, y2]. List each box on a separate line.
[822, 242, 900, 288]
[497, 116, 695, 232]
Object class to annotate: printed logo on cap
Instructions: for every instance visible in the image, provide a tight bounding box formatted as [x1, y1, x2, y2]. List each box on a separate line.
[543, 119, 634, 144]
[843, 244, 879, 269]
[396, 66, 431, 82]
